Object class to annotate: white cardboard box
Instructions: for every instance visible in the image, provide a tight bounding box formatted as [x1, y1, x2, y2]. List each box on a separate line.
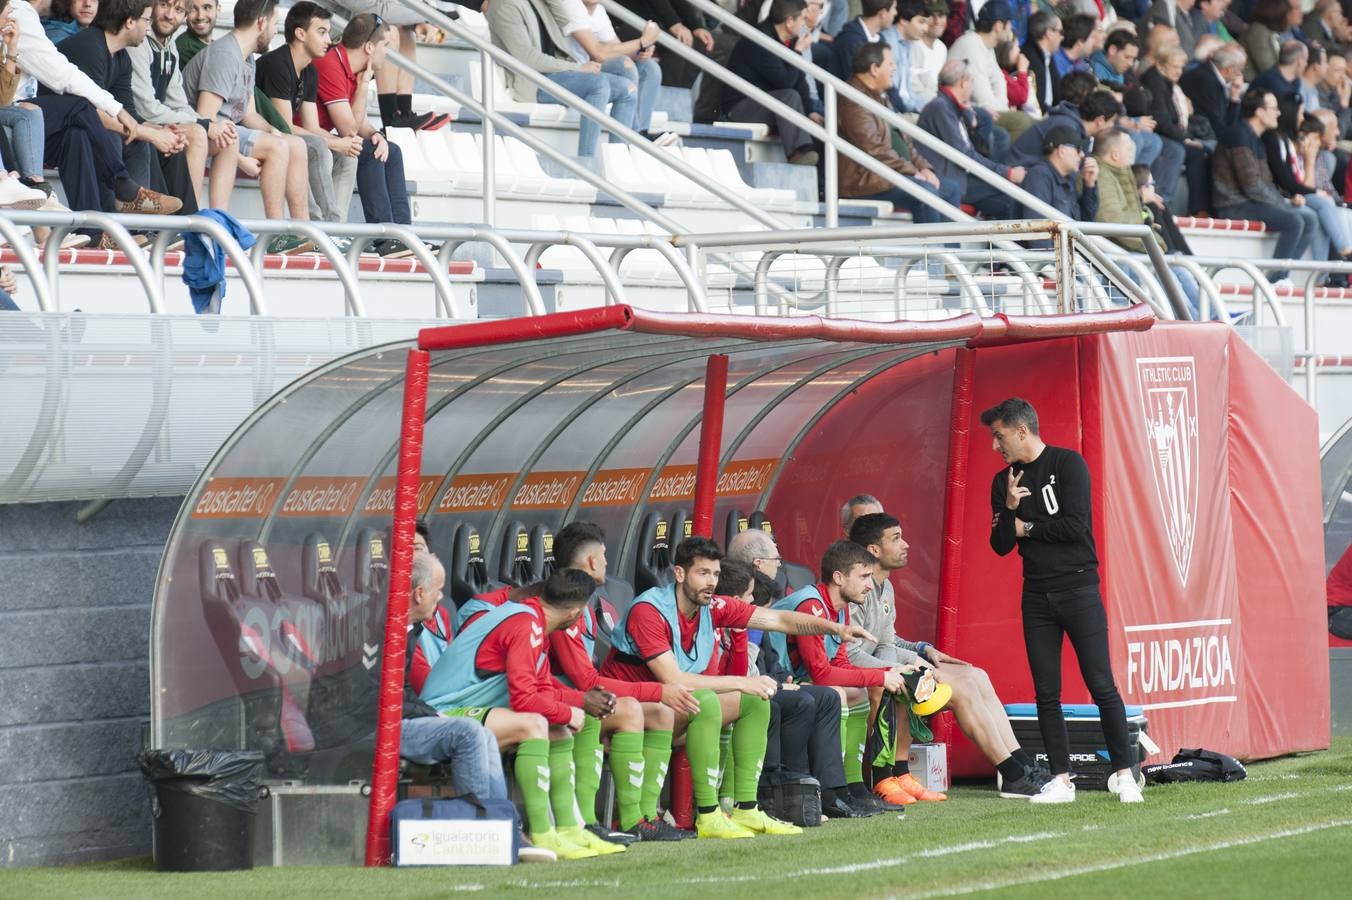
[909, 743, 949, 791]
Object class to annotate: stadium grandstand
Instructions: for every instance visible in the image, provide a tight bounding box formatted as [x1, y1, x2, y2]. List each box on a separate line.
[1, 0, 1351, 891]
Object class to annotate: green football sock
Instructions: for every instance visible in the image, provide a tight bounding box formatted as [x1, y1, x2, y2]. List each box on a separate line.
[514, 738, 553, 834]
[609, 730, 646, 831]
[718, 726, 734, 802]
[640, 728, 673, 821]
[844, 702, 870, 784]
[572, 716, 603, 826]
[548, 735, 579, 829]
[686, 688, 723, 810]
[731, 693, 770, 804]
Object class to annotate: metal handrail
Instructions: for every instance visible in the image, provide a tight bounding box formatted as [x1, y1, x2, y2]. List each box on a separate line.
[652, 0, 1067, 225]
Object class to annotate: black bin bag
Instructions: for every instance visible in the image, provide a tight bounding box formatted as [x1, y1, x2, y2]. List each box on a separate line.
[137, 749, 264, 871]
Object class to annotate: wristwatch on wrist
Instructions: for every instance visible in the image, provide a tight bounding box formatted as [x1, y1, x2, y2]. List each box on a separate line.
[1023, 521, 1034, 537]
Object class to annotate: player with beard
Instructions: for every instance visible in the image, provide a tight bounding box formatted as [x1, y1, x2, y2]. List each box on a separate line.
[602, 536, 874, 839]
[767, 540, 912, 813]
[850, 512, 1047, 800]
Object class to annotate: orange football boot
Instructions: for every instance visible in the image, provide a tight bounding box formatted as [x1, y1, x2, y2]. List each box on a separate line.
[872, 776, 917, 805]
[895, 773, 947, 801]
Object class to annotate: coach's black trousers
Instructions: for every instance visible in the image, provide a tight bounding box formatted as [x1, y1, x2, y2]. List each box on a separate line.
[1022, 584, 1134, 774]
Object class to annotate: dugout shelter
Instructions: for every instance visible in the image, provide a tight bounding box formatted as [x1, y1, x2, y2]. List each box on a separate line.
[149, 305, 1329, 864]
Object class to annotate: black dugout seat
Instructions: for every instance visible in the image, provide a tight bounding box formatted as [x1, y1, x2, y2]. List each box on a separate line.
[197, 540, 287, 761]
[498, 520, 534, 587]
[301, 533, 344, 605]
[532, 523, 556, 581]
[634, 512, 674, 594]
[724, 508, 748, 550]
[353, 527, 389, 599]
[747, 510, 771, 534]
[449, 523, 499, 606]
[592, 575, 636, 665]
[669, 509, 692, 550]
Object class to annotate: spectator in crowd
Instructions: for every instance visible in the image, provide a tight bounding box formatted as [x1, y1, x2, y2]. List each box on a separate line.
[1089, 29, 1139, 90]
[561, 0, 663, 139]
[832, 0, 897, 85]
[880, 0, 930, 114]
[1142, 21, 1182, 65]
[1212, 86, 1315, 283]
[0, 0, 53, 200]
[1052, 13, 1097, 82]
[947, 0, 1013, 115]
[1189, 32, 1225, 68]
[1134, 163, 1195, 256]
[1303, 109, 1352, 282]
[1317, 49, 1351, 136]
[313, 14, 421, 256]
[1019, 122, 1098, 223]
[1148, 0, 1198, 58]
[1143, 44, 1210, 213]
[1094, 127, 1206, 315]
[1252, 38, 1308, 104]
[183, 0, 314, 252]
[838, 42, 960, 222]
[51, 0, 203, 217]
[127, 0, 241, 212]
[917, 59, 1026, 219]
[173, 0, 209, 63]
[798, 0, 829, 118]
[721, 0, 820, 166]
[19, 0, 181, 242]
[1021, 9, 1062, 114]
[255, 2, 359, 228]
[996, 38, 1037, 127]
[1300, 44, 1326, 113]
[1304, 0, 1351, 55]
[1011, 72, 1120, 165]
[1180, 40, 1246, 136]
[1242, 0, 1292, 78]
[908, 0, 947, 106]
[43, 0, 93, 43]
[614, 0, 716, 104]
[1263, 92, 1352, 269]
[327, 0, 448, 132]
[487, 0, 636, 159]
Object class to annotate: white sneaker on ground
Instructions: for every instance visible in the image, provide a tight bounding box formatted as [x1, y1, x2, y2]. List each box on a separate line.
[0, 177, 48, 209]
[1029, 776, 1076, 805]
[1107, 771, 1145, 803]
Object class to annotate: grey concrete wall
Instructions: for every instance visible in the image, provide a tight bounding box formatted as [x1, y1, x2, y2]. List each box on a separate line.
[0, 498, 182, 868]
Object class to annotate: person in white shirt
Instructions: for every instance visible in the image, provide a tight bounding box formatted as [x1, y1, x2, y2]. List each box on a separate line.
[909, 0, 947, 106]
[560, 0, 662, 135]
[946, 0, 1012, 113]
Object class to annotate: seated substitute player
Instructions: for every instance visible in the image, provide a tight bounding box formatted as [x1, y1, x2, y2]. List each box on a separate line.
[550, 522, 701, 842]
[420, 568, 631, 860]
[849, 512, 1048, 799]
[767, 540, 913, 812]
[601, 535, 874, 839]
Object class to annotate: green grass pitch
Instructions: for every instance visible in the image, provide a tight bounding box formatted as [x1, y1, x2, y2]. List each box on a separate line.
[6, 738, 1351, 899]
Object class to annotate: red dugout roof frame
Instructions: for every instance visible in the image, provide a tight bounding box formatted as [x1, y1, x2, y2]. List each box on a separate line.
[364, 305, 1156, 863]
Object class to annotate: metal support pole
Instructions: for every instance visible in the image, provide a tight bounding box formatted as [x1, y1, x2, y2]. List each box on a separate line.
[823, 83, 838, 229]
[364, 347, 430, 867]
[691, 354, 730, 537]
[481, 50, 496, 228]
[1306, 282, 1317, 405]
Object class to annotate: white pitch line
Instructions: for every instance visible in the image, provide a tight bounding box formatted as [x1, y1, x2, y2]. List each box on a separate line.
[1332, 783, 1352, 792]
[906, 819, 1352, 898]
[1243, 792, 1300, 805]
[1183, 808, 1231, 820]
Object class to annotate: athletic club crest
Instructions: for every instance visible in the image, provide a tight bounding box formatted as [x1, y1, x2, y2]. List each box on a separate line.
[1135, 357, 1200, 585]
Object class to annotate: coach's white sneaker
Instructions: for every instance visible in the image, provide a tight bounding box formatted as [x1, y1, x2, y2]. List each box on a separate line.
[1029, 776, 1076, 805]
[1108, 771, 1145, 804]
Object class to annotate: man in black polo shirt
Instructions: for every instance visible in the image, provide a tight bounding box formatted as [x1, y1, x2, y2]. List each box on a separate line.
[982, 397, 1144, 805]
[256, 2, 359, 227]
[49, 0, 200, 213]
[720, 0, 821, 166]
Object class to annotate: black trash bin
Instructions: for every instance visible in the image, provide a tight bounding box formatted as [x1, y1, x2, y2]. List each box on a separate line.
[137, 749, 264, 871]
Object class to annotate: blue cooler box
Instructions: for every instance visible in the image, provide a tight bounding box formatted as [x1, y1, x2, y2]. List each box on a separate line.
[1004, 704, 1151, 791]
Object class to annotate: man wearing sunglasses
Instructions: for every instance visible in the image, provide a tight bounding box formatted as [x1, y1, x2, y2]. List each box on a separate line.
[1019, 122, 1098, 224]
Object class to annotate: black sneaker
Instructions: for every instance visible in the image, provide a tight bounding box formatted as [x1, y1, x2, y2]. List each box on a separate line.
[849, 783, 904, 813]
[586, 822, 638, 846]
[384, 111, 435, 130]
[626, 816, 694, 841]
[999, 769, 1050, 800]
[822, 794, 873, 818]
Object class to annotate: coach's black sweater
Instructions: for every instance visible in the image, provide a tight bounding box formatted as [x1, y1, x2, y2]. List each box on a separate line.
[989, 445, 1099, 592]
